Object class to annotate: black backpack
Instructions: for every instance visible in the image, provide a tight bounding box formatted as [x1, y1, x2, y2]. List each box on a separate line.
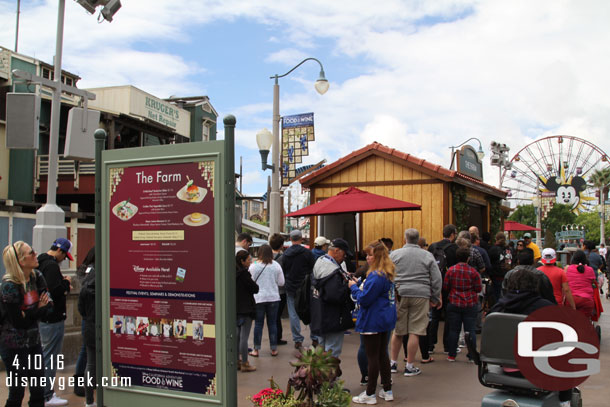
[430, 241, 451, 275]
[294, 272, 311, 325]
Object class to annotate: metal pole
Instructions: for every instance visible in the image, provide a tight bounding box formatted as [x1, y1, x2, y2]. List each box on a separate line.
[32, 0, 66, 254]
[223, 115, 237, 406]
[269, 78, 281, 234]
[15, 0, 20, 52]
[601, 187, 606, 246]
[536, 178, 542, 246]
[93, 128, 106, 407]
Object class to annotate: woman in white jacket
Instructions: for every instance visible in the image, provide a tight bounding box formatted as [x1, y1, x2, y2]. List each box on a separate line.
[249, 244, 285, 357]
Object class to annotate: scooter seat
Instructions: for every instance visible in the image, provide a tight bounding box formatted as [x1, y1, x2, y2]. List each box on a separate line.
[483, 365, 539, 390]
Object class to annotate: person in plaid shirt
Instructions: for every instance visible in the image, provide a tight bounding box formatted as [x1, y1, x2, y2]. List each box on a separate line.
[443, 247, 482, 361]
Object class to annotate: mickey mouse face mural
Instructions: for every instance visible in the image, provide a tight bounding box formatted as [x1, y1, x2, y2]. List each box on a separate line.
[539, 165, 594, 214]
[543, 176, 586, 208]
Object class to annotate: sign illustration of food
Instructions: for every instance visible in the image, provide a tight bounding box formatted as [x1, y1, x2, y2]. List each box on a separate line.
[183, 211, 209, 226]
[177, 178, 207, 203]
[113, 199, 138, 221]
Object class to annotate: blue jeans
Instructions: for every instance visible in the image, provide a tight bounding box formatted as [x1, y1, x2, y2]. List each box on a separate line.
[253, 301, 280, 350]
[236, 315, 253, 364]
[0, 344, 45, 407]
[446, 304, 477, 358]
[318, 331, 345, 358]
[286, 293, 304, 343]
[39, 320, 65, 399]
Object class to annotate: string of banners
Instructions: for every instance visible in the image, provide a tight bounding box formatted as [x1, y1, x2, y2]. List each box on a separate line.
[281, 112, 315, 186]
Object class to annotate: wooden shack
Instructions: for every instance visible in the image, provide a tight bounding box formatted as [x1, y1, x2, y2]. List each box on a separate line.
[299, 142, 506, 250]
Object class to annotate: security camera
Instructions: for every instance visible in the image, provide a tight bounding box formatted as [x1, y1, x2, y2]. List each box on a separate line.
[101, 0, 121, 22]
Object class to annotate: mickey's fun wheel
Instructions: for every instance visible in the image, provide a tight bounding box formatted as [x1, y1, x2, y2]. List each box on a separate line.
[501, 135, 610, 216]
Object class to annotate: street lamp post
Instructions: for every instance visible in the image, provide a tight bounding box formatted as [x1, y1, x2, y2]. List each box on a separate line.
[26, 0, 120, 255]
[449, 137, 485, 170]
[257, 58, 328, 235]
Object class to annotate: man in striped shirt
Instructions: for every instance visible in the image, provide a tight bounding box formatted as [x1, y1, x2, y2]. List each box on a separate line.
[443, 247, 482, 362]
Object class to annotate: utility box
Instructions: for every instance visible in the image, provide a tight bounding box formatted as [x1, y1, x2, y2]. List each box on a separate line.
[64, 107, 101, 161]
[5, 92, 40, 149]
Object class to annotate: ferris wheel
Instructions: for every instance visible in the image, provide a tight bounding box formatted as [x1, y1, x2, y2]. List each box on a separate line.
[500, 135, 610, 216]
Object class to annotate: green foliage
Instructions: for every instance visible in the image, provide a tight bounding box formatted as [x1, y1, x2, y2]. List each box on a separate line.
[288, 346, 341, 404]
[451, 184, 469, 232]
[542, 204, 577, 239]
[251, 347, 348, 407]
[574, 212, 610, 243]
[487, 197, 502, 237]
[315, 381, 351, 407]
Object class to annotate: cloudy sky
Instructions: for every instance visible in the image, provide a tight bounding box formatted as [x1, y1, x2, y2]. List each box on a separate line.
[2, 0, 610, 203]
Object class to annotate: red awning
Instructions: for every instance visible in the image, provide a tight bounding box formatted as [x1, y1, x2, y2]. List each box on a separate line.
[503, 220, 540, 232]
[285, 186, 421, 217]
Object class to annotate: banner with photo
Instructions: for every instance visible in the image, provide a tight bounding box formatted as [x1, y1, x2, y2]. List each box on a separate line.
[281, 112, 314, 186]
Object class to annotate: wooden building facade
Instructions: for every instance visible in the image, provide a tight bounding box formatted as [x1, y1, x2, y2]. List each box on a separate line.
[299, 142, 506, 250]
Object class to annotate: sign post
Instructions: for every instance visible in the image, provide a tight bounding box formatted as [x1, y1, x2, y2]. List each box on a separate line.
[98, 116, 236, 406]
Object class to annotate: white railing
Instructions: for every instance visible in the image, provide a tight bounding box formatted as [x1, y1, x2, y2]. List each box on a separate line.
[36, 155, 96, 189]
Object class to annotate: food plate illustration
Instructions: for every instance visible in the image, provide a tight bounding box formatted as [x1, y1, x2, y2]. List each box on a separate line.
[113, 200, 138, 221]
[176, 184, 207, 203]
[183, 212, 210, 227]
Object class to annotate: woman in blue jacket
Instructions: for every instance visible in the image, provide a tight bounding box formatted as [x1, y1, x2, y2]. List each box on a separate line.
[349, 241, 397, 404]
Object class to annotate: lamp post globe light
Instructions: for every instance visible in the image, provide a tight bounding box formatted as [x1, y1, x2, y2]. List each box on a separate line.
[449, 137, 485, 170]
[258, 57, 328, 235]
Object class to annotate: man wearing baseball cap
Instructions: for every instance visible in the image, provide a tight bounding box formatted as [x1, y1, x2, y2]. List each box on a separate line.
[37, 238, 73, 406]
[522, 233, 541, 263]
[312, 236, 330, 260]
[537, 248, 576, 309]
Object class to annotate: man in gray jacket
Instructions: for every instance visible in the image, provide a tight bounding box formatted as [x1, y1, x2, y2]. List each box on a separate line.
[389, 228, 442, 376]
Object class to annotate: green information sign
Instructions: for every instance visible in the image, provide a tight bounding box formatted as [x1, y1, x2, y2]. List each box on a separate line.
[456, 145, 483, 181]
[96, 116, 236, 407]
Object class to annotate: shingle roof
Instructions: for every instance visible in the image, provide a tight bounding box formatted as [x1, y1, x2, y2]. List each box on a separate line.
[299, 142, 506, 198]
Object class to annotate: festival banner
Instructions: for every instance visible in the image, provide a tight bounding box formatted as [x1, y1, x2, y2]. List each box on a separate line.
[281, 112, 314, 186]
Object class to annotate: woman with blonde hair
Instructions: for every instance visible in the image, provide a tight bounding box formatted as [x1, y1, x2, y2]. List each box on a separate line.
[1, 241, 52, 407]
[350, 241, 397, 404]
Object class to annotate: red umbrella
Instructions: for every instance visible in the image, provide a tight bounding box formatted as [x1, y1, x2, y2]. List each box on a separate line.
[285, 186, 421, 217]
[503, 220, 540, 232]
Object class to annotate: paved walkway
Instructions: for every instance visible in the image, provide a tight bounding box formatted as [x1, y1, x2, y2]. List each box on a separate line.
[2, 295, 609, 406]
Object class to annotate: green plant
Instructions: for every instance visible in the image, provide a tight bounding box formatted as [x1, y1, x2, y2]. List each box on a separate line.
[451, 184, 469, 231]
[487, 197, 502, 237]
[250, 347, 348, 407]
[288, 346, 341, 404]
[315, 381, 351, 407]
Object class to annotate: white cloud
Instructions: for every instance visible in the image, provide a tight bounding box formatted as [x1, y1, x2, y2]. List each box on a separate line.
[3, 0, 610, 199]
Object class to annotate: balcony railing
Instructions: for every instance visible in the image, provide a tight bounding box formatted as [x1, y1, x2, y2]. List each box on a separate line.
[36, 155, 96, 190]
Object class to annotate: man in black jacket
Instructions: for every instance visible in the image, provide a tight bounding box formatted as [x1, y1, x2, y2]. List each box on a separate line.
[37, 238, 73, 406]
[281, 229, 316, 349]
[310, 238, 354, 359]
[426, 224, 458, 354]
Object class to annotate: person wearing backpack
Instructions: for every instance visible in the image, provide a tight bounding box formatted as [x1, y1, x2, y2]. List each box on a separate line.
[310, 238, 355, 359]
[426, 224, 458, 354]
[488, 232, 513, 303]
[77, 251, 97, 407]
[281, 230, 316, 350]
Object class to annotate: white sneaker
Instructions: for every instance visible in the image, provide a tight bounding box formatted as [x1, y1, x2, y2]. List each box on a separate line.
[559, 402, 570, 407]
[85, 403, 97, 407]
[45, 393, 68, 407]
[379, 389, 394, 401]
[352, 391, 377, 404]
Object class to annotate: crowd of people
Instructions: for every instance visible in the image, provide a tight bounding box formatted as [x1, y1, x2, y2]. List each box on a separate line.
[235, 225, 607, 405]
[1, 225, 605, 406]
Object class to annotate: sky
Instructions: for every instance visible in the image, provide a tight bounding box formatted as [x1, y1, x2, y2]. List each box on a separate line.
[2, 0, 610, 208]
